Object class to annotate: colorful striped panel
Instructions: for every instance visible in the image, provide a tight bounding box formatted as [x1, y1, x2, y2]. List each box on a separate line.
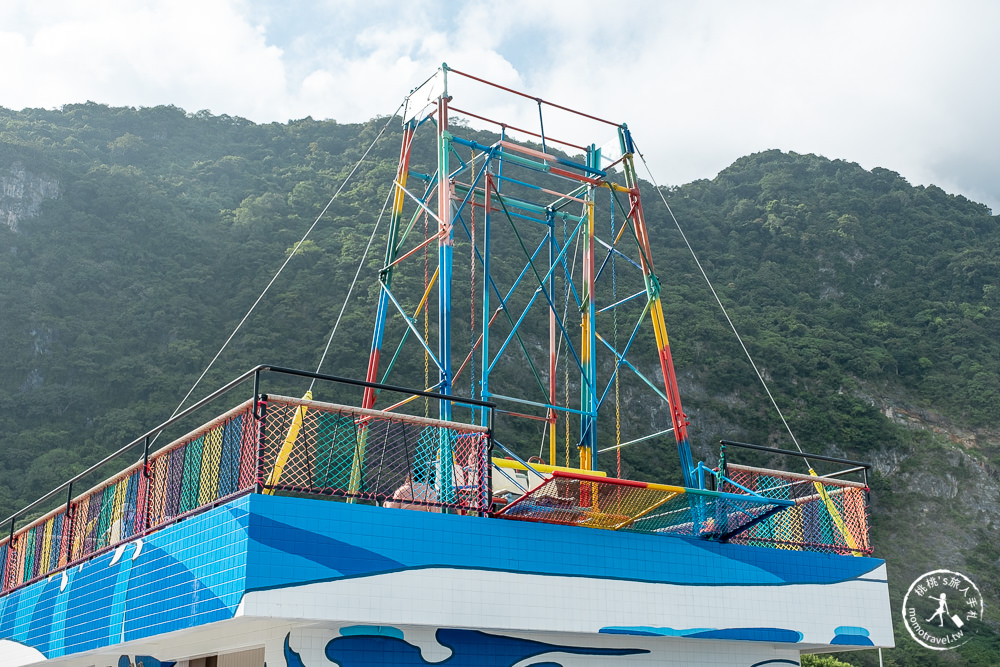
[180, 436, 205, 514]
[218, 415, 244, 497]
[722, 464, 871, 555]
[198, 425, 224, 506]
[258, 399, 489, 513]
[164, 445, 186, 520]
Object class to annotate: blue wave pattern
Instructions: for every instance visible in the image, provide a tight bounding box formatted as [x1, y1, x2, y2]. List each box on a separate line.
[284, 632, 307, 667]
[830, 626, 873, 645]
[244, 494, 883, 593]
[0, 498, 249, 658]
[600, 626, 804, 643]
[117, 656, 175, 667]
[313, 628, 647, 666]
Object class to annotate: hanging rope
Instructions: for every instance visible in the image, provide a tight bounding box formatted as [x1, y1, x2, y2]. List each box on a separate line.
[559, 213, 583, 468]
[424, 207, 430, 417]
[637, 146, 864, 551]
[311, 114, 413, 393]
[632, 141, 808, 462]
[564, 352, 571, 468]
[163, 102, 404, 425]
[628, 140, 868, 555]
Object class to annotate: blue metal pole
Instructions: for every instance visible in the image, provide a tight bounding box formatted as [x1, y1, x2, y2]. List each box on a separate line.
[436, 91, 455, 502]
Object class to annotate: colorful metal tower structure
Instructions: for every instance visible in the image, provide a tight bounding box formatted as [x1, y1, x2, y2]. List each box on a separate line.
[362, 64, 696, 483]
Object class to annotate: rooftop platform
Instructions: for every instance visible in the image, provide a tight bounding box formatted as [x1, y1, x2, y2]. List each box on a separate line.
[0, 367, 891, 666]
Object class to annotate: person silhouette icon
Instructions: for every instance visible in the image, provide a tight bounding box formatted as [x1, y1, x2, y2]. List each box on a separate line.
[926, 593, 949, 627]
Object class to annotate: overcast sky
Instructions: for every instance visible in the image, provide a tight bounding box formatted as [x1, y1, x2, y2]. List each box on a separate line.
[1, 0, 997, 213]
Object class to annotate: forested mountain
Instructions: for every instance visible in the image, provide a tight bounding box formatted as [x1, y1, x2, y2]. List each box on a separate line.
[1, 104, 998, 664]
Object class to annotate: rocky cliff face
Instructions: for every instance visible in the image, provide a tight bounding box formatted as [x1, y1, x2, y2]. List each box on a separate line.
[879, 401, 1000, 530]
[1, 162, 60, 231]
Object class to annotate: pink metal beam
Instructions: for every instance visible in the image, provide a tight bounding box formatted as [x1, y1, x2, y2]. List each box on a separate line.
[447, 66, 622, 128]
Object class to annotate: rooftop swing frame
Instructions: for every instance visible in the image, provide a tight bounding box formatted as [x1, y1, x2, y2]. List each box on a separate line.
[357, 65, 873, 555]
[361, 64, 697, 485]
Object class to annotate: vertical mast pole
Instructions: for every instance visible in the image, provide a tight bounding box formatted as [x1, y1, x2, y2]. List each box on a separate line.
[579, 145, 599, 470]
[436, 68, 455, 501]
[480, 172, 492, 427]
[618, 126, 695, 485]
[547, 209, 558, 466]
[437, 89, 453, 416]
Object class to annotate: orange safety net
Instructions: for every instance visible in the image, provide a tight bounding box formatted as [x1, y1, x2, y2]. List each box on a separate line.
[259, 395, 491, 513]
[720, 463, 872, 555]
[0, 395, 491, 596]
[1, 401, 257, 593]
[495, 471, 793, 539]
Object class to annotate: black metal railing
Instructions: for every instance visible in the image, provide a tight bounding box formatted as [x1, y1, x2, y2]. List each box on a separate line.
[0, 366, 494, 595]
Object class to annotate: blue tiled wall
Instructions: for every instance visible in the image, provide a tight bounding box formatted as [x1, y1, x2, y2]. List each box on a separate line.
[0, 492, 888, 661]
[0, 495, 251, 659]
[244, 494, 883, 594]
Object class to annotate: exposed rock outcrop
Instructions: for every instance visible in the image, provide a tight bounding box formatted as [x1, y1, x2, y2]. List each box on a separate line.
[1, 162, 60, 232]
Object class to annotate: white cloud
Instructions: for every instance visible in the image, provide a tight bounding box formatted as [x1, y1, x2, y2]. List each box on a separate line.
[0, 0, 997, 211]
[0, 0, 285, 117]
